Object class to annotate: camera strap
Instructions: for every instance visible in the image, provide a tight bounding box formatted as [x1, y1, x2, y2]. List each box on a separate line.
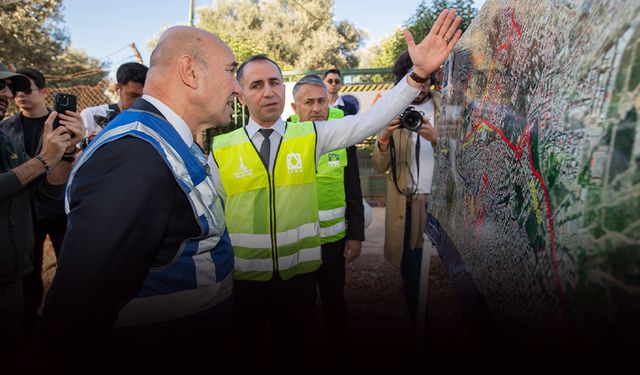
[107, 103, 121, 121]
[389, 132, 420, 198]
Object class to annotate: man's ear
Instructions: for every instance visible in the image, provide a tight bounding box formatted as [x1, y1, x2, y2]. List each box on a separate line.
[115, 84, 122, 95]
[291, 102, 297, 113]
[178, 55, 198, 89]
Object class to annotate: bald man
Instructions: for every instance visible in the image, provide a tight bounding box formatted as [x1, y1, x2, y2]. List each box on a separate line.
[41, 27, 241, 355]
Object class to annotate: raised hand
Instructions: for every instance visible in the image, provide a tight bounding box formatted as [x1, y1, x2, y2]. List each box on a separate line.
[404, 8, 463, 78]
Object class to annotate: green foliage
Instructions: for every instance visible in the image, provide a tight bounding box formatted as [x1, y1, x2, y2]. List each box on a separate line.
[196, 0, 365, 69]
[0, 0, 106, 87]
[368, 0, 478, 69]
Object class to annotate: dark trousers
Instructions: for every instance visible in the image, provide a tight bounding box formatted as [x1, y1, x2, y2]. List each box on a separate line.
[401, 203, 423, 321]
[316, 239, 348, 346]
[233, 272, 316, 364]
[23, 213, 67, 335]
[0, 279, 24, 371]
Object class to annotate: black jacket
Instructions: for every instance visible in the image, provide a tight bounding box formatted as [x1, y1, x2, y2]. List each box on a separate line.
[41, 99, 203, 347]
[0, 113, 65, 220]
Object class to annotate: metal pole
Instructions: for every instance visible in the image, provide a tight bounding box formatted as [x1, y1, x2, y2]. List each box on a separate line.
[188, 0, 195, 26]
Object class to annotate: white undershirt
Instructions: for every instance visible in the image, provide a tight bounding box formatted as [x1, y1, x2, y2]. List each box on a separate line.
[407, 99, 435, 194]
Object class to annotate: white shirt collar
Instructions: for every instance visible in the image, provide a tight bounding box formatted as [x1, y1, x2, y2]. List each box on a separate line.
[142, 94, 194, 147]
[330, 95, 345, 108]
[245, 117, 286, 139]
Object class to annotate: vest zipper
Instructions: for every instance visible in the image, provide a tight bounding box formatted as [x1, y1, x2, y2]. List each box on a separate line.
[267, 172, 278, 273]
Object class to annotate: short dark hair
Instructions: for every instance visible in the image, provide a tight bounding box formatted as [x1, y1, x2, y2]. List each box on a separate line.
[116, 62, 148, 86]
[237, 54, 282, 83]
[16, 68, 46, 89]
[323, 68, 341, 79]
[392, 51, 437, 84]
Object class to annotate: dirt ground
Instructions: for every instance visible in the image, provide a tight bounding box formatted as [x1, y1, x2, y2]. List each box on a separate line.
[41, 207, 467, 361]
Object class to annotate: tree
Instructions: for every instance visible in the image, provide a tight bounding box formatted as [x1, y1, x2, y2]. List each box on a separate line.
[0, 0, 106, 87]
[196, 0, 366, 70]
[367, 0, 478, 69]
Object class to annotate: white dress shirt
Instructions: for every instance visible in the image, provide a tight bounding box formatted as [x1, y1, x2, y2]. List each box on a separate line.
[329, 95, 345, 108]
[142, 94, 195, 148]
[210, 76, 419, 198]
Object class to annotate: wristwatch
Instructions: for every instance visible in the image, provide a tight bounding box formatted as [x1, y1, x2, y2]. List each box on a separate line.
[61, 148, 77, 163]
[409, 68, 429, 83]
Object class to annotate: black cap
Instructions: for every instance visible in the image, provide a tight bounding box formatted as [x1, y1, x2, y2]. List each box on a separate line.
[0, 62, 31, 92]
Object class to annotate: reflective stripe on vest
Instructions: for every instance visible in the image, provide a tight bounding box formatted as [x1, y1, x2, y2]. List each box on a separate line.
[294, 107, 348, 244]
[66, 109, 233, 327]
[212, 123, 321, 281]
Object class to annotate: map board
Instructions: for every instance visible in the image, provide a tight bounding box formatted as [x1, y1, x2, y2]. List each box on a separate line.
[429, 0, 640, 347]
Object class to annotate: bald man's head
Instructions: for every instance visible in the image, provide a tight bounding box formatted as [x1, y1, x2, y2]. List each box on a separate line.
[150, 26, 224, 70]
[144, 26, 241, 132]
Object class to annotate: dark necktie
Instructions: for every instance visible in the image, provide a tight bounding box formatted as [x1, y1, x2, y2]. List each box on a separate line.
[258, 128, 274, 167]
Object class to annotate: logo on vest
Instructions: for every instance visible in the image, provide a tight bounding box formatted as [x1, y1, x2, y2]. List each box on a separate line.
[327, 153, 340, 167]
[234, 157, 253, 178]
[287, 152, 303, 174]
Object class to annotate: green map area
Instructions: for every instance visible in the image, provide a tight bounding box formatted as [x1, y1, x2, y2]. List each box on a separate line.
[431, 0, 640, 342]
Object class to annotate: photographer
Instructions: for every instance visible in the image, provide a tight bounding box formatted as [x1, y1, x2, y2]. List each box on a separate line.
[372, 51, 440, 321]
[79, 62, 147, 147]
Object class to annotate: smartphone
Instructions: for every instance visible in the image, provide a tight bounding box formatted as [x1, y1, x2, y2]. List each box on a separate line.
[53, 93, 77, 129]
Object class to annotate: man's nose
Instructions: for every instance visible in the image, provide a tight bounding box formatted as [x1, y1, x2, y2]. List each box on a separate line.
[263, 84, 274, 97]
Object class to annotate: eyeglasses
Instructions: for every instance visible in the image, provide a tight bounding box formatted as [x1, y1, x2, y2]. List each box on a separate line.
[18, 86, 33, 95]
[0, 80, 15, 95]
[325, 79, 341, 85]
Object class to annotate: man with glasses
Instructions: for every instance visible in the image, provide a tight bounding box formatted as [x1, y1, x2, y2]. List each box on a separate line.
[0, 62, 82, 368]
[323, 69, 357, 115]
[0, 67, 85, 337]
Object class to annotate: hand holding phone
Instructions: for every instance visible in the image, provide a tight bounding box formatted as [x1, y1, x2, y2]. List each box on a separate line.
[53, 93, 77, 129]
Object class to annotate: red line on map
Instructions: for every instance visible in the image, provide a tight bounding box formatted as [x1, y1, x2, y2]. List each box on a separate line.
[479, 173, 489, 196]
[464, 7, 565, 308]
[512, 9, 523, 38]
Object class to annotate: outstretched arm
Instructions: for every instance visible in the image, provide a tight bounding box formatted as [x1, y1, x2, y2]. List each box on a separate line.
[316, 9, 463, 156]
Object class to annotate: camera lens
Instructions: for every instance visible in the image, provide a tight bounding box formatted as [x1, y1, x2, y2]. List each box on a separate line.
[400, 107, 423, 132]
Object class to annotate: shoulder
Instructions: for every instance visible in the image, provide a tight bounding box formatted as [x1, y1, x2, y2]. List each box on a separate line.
[77, 136, 173, 185]
[80, 104, 108, 118]
[0, 113, 19, 129]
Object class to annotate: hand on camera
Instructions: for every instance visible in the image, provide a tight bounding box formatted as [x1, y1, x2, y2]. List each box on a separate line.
[378, 116, 402, 145]
[417, 117, 437, 143]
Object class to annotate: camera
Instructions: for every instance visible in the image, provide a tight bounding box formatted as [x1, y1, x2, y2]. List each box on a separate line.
[399, 106, 424, 132]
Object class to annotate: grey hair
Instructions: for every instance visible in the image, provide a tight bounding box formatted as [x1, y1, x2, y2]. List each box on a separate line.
[292, 74, 327, 98]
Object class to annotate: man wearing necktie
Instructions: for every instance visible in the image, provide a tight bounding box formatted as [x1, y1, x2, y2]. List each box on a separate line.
[211, 9, 463, 361]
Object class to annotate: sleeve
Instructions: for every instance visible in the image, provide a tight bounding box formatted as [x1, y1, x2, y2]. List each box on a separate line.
[40, 137, 180, 347]
[0, 170, 23, 201]
[344, 145, 365, 241]
[314, 77, 419, 160]
[372, 136, 392, 174]
[80, 106, 101, 136]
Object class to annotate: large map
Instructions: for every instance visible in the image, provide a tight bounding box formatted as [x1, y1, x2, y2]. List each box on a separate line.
[431, 0, 640, 345]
